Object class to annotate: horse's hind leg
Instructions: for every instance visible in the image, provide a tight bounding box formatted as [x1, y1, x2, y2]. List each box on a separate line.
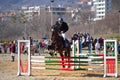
[68, 52, 71, 68]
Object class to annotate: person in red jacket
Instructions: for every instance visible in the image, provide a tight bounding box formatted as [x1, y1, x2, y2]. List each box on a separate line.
[99, 37, 104, 50]
[10, 41, 15, 62]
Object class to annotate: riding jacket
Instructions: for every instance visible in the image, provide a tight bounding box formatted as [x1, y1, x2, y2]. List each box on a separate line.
[56, 21, 69, 33]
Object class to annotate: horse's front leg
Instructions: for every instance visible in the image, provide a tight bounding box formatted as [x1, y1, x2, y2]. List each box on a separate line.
[59, 52, 65, 68]
[64, 51, 70, 68]
[67, 52, 71, 68]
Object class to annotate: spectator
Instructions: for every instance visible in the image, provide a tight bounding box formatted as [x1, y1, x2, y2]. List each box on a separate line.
[86, 33, 90, 42]
[8, 41, 12, 53]
[10, 41, 16, 62]
[0, 41, 2, 53]
[29, 36, 33, 45]
[77, 32, 82, 40]
[95, 39, 100, 54]
[41, 41, 46, 47]
[71, 32, 78, 41]
[15, 41, 18, 53]
[81, 34, 85, 44]
[23, 37, 25, 40]
[3, 42, 8, 53]
[99, 37, 104, 50]
[117, 41, 120, 54]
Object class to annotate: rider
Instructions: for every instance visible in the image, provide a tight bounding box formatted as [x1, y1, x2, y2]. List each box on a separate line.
[55, 18, 69, 47]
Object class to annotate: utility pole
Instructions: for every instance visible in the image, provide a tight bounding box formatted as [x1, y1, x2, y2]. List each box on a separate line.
[88, 15, 91, 34]
[50, 0, 54, 26]
[118, 10, 120, 34]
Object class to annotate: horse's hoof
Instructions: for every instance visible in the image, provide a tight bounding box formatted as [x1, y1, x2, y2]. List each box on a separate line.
[63, 66, 65, 68]
[49, 52, 54, 56]
[55, 53, 57, 56]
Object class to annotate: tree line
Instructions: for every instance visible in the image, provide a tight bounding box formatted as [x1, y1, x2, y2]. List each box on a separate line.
[0, 8, 120, 40]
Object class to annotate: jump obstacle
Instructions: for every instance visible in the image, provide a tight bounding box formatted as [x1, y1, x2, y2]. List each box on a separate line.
[17, 40, 31, 76]
[17, 40, 118, 77]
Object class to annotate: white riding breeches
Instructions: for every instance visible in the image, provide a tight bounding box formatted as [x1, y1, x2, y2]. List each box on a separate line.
[61, 33, 65, 40]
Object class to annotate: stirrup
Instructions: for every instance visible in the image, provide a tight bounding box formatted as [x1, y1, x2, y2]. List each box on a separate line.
[63, 51, 65, 53]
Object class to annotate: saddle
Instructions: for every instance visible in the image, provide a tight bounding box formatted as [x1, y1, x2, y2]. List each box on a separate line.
[63, 39, 69, 48]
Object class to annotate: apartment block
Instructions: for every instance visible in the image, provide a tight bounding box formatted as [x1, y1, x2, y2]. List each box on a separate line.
[93, 0, 112, 21]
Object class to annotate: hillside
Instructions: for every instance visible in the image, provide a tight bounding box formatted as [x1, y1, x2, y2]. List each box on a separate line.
[0, 0, 76, 12]
[0, 0, 48, 12]
[112, 0, 120, 10]
[0, 0, 120, 12]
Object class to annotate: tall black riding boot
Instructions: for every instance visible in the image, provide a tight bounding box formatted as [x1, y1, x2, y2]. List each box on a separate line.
[63, 40, 66, 48]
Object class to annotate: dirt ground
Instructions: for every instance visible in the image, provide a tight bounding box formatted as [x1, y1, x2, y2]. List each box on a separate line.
[0, 53, 120, 80]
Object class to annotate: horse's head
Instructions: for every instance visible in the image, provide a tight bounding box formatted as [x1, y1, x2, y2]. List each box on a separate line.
[51, 25, 60, 40]
[51, 25, 60, 34]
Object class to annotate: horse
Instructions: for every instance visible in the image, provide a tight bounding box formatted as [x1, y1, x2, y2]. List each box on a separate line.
[48, 25, 71, 68]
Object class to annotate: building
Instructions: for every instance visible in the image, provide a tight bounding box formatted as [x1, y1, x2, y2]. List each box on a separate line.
[21, 5, 67, 21]
[0, 11, 16, 21]
[76, 0, 112, 21]
[92, 0, 112, 21]
[22, 6, 41, 20]
[48, 5, 66, 17]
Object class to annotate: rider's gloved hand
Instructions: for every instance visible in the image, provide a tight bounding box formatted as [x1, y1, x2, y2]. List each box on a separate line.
[61, 31, 63, 34]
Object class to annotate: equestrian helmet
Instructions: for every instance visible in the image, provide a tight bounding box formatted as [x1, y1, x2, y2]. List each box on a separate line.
[58, 18, 63, 22]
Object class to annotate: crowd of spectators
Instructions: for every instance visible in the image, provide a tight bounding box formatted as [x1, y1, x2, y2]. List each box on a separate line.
[0, 34, 120, 59]
[0, 40, 16, 61]
[71, 32, 104, 54]
[0, 40, 17, 54]
[71, 32, 92, 46]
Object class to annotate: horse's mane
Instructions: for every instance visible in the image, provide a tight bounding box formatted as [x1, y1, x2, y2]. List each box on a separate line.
[51, 25, 61, 40]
